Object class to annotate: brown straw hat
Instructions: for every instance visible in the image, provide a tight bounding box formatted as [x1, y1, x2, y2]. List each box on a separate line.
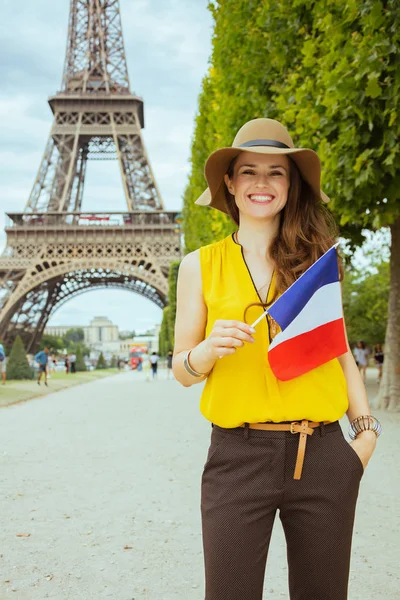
[195, 118, 329, 214]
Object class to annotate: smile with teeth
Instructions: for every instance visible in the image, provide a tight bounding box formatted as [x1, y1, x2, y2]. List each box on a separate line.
[248, 193, 275, 203]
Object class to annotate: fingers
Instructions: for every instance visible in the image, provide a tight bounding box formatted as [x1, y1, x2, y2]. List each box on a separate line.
[208, 320, 257, 360]
[214, 347, 236, 358]
[219, 327, 255, 344]
[214, 319, 256, 335]
[214, 336, 245, 349]
[213, 321, 255, 344]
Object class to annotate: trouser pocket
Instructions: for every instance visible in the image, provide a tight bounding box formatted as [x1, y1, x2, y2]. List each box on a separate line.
[203, 427, 228, 470]
[338, 428, 364, 476]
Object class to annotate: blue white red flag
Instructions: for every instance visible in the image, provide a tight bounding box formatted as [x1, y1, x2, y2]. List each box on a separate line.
[253, 245, 347, 381]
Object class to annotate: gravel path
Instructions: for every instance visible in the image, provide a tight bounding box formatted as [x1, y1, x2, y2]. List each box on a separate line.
[1, 370, 398, 599]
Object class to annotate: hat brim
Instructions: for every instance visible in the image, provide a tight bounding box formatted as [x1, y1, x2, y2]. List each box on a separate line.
[195, 145, 329, 214]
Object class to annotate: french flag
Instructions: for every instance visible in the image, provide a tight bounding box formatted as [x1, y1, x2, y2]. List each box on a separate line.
[256, 246, 347, 381]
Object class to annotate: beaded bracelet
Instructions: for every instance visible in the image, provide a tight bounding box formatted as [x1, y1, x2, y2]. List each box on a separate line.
[348, 415, 382, 441]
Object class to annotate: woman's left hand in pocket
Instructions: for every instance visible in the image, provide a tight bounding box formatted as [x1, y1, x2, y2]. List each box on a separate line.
[350, 430, 377, 470]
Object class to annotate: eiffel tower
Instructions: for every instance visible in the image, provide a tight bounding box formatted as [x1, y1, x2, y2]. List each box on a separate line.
[0, 0, 182, 352]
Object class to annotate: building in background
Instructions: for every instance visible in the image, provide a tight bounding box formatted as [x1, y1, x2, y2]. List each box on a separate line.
[45, 317, 160, 358]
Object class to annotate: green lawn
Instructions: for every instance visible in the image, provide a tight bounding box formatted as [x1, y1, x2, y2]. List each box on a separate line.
[0, 369, 119, 408]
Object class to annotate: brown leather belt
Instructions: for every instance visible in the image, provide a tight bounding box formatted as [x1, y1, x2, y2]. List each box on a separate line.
[240, 419, 331, 480]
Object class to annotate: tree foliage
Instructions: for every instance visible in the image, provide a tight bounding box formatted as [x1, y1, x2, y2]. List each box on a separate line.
[64, 339, 90, 357]
[96, 352, 106, 370]
[343, 261, 389, 345]
[6, 335, 33, 380]
[159, 261, 181, 356]
[75, 344, 87, 372]
[159, 306, 171, 358]
[64, 328, 85, 344]
[39, 334, 64, 353]
[183, 0, 399, 407]
[167, 261, 180, 347]
[273, 0, 400, 237]
[184, 0, 399, 248]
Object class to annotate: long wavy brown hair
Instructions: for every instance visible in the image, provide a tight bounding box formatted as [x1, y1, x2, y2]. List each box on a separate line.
[224, 155, 343, 314]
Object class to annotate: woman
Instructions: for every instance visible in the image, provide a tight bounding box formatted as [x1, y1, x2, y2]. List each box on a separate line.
[353, 340, 369, 383]
[173, 119, 382, 600]
[374, 343, 384, 383]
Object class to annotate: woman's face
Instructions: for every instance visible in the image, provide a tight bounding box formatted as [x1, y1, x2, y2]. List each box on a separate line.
[224, 152, 290, 220]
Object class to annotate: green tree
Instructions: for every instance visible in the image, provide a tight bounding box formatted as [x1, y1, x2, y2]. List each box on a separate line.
[75, 344, 87, 372]
[63, 328, 85, 344]
[38, 334, 64, 353]
[343, 261, 389, 346]
[184, 0, 400, 408]
[167, 261, 180, 349]
[159, 306, 171, 358]
[159, 262, 180, 356]
[183, 0, 310, 251]
[96, 352, 106, 370]
[64, 339, 91, 356]
[6, 335, 33, 380]
[110, 355, 118, 368]
[183, 75, 232, 253]
[271, 0, 400, 408]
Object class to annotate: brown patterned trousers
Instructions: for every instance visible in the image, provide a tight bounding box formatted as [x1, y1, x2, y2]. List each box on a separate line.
[201, 421, 364, 600]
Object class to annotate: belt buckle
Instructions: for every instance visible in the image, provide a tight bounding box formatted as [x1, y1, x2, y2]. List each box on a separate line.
[290, 421, 299, 434]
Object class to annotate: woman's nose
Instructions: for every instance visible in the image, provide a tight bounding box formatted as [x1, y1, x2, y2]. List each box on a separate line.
[254, 174, 270, 186]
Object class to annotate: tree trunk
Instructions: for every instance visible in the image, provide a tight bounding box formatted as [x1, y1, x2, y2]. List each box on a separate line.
[375, 216, 400, 411]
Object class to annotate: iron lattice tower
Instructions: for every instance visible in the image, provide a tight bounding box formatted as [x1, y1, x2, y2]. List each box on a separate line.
[0, 0, 182, 352]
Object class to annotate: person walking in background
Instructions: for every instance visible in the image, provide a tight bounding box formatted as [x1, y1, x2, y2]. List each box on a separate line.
[70, 352, 77, 373]
[150, 351, 159, 379]
[0, 342, 7, 385]
[374, 343, 384, 384]
[65, 355, 70, 374]
[35, 347, 49, 386]
[51, 355, 57, 373]
[142, 354, 151, 381]
[353, 340, 369, 383]
[166, 349, 173, 379]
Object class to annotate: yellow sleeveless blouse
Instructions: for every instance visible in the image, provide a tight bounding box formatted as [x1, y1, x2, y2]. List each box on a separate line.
[199, 234, 348, 427]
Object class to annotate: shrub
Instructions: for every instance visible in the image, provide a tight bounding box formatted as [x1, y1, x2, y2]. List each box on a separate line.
[6, 335, 33, 380]
[96, 352, 106, 369]
[75, 344, 87, 372]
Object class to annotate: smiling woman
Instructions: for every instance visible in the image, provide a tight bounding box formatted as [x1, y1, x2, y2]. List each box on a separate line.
[172, 117, 381, 600]
[225, 153, 290, 213]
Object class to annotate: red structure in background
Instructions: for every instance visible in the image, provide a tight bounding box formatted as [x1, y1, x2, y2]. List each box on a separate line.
[129, 344, 148, 369]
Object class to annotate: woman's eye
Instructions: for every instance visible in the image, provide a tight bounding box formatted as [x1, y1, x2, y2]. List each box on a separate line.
[242, 169, 255, 175]
[271, 171, 283, 176]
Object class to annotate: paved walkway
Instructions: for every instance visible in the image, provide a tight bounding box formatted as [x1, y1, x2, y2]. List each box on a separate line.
[1, 369, 398, 599]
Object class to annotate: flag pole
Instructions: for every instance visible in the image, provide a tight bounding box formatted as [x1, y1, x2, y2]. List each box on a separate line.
[251, 310, 269, 329]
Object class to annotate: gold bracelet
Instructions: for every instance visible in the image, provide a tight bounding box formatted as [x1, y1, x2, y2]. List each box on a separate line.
[183, 350, 209, 378]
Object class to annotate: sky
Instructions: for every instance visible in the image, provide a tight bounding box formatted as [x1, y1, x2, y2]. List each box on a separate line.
[0, 0, 213, 334]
